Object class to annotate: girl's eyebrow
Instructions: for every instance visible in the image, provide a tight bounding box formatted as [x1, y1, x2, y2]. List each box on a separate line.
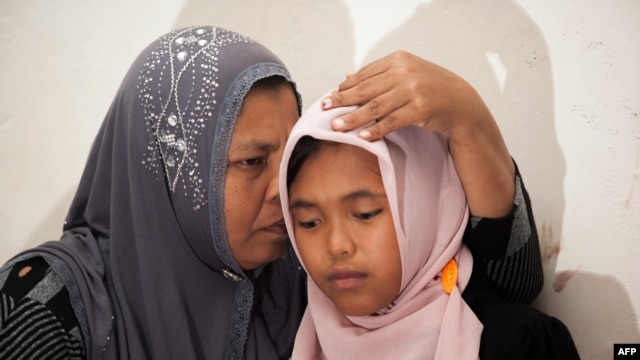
[289, 198, 314, 210]
[343, 190, 386, 202]
[289, 190, 387, 210]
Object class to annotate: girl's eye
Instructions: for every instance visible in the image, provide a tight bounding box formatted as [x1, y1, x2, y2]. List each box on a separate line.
[355, 209, 383, 221]
[297, 220, 320, 229]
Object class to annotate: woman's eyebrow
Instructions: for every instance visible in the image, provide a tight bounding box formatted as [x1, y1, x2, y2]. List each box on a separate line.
[234, 139, 278, 152]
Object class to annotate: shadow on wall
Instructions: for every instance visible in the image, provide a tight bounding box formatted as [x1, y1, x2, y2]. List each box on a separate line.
[537, 270, 640, 359]
[360, 0, 565, 278]
[172, 0, 354, 109]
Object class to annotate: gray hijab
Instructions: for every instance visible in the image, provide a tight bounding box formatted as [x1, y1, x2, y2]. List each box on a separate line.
[7, 26, 306, 359]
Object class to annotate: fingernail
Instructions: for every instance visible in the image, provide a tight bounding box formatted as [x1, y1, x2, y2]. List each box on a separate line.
[333, 118, 345, 130]
[331, 87, 339, 94]
[359, 130, 372, 139]
[321, 97, 333, 109]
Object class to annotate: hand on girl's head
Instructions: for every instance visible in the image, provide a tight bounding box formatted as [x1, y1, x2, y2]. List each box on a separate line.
[322, 50, 477, 142]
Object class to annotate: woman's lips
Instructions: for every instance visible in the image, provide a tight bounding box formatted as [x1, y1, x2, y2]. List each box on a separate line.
[327, 269, 368, 291]
[263, 220, 288, 236]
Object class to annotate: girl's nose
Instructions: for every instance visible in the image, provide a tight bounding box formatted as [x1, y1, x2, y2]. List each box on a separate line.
[326, 221, 356, 258]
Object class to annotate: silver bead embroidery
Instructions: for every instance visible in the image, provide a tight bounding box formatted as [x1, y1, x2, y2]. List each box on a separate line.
[138, 27, 254, 211]
[98, 316, 115, 360]
[166, 156, 175, 167]
[222, 267, 245, 282]
[167, 113, 178, 126]
[175, 139, 186, 152]
[176, 51, 188, 62]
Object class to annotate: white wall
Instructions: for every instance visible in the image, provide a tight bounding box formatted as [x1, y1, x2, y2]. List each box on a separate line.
[1, 1, 638, 358]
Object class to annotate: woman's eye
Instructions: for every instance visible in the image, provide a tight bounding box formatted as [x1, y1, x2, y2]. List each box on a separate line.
[355, 209, 382, 221]
[240, 158, 264, 166]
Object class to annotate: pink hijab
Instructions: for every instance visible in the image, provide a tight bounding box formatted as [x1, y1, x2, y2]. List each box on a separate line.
[279, 93, 483, 359]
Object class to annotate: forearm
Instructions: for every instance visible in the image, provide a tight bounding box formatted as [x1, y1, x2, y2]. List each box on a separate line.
[448, 91, 515, 218]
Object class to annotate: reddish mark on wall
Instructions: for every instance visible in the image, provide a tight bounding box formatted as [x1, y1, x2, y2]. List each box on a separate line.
[553, 266, 582, 292]
[541, 222, 560, 264]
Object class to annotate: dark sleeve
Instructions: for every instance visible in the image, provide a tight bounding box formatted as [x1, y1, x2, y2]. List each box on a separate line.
[0, 257, 86, 359]
[463, 259, 580, 360]
[463, 162, 544, 304]
[475, 296, 580, 359]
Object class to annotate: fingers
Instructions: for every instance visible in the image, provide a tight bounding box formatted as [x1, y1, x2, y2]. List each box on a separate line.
[323, 73, 390, 111]
[322, 57, 394, 110]
[322, 50, 447, 142]
[338, 55, 391, 91]
[357, 105, 421, 141]
[331, 91, 413, 141]
[322, 50, 422, 111]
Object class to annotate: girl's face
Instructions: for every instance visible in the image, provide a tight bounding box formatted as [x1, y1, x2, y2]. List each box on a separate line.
[288, 142, 402, 316]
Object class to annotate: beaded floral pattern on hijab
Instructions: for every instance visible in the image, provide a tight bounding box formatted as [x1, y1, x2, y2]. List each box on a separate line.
[137, 27, 253, 210]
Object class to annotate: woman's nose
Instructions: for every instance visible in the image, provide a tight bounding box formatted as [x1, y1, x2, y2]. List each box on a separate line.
[266, 164, 280, 204]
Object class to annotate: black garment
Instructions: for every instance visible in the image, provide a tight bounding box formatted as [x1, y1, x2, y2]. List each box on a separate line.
[0, 257, 85, 359]
[463, 259, 580, 359]
[464, 166, 544, 305]
[0, 254, 305, 360]
[461, 168, 578, 358]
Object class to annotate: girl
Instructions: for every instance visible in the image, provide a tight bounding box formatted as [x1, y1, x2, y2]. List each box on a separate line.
[281, 96, 579, 359]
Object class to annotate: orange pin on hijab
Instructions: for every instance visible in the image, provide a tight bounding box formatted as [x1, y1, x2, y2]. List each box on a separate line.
[441, 258, 458, 294]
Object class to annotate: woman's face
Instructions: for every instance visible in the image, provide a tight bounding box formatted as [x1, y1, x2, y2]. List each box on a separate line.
[224, 83, 299, 270]
[288, 142, 402, 316]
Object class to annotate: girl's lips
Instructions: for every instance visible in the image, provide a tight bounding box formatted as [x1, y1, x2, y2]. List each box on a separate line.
[327, 269, 368, 291]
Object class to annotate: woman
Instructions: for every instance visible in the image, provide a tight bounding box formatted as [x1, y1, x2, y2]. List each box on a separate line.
[1, 26, 304, 360]
[0, 27, 541, 359]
